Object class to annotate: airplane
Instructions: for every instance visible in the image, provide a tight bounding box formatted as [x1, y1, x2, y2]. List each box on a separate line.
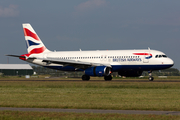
[7, 23, 174, 81]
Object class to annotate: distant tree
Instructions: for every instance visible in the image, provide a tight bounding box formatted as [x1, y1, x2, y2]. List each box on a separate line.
[31, 66, 83, 77]
[143, 68, 180, 76]
[31, 66, 180, 77]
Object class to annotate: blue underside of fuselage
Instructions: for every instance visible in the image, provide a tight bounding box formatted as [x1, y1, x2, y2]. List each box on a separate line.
[44, 64, 173, 72]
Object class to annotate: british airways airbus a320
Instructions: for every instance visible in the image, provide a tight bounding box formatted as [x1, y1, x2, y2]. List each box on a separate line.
[7, 23, 174, 81]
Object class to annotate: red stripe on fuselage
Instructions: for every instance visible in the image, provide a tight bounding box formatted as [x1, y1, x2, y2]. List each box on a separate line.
[23, 28, 40, 41]
[133, 53, 152, 56]
[29, 46, 46, 54]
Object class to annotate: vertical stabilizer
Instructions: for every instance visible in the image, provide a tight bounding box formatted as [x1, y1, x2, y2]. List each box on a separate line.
[22, 23, 50, 54]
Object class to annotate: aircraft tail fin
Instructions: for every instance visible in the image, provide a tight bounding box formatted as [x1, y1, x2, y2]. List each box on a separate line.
[22, 23, 50, 54]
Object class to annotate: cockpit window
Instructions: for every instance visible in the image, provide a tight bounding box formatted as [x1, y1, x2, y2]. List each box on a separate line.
[159, 55, 162, 58]
[162, 55, 167, 58]
[155, 54, 168, 58]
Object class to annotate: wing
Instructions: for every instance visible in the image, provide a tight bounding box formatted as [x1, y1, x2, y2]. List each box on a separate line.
[38, 57, 112, 70]
[6, 54, 112, 70]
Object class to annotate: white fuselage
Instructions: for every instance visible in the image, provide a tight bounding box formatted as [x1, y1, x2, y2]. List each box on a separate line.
[28, 49, 174, 72]
[8, 23, 174, 80]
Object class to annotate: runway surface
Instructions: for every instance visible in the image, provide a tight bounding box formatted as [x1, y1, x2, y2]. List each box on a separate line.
[0, 79, 180, 82]
[0, 107, 180, 115]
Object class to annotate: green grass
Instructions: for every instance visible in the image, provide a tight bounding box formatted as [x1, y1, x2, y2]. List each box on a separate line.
[0, 81, 180, 111]
[0, 111, 179, 120]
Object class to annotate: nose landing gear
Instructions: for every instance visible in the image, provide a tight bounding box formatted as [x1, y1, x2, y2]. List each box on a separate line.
[148, 71, 154, 81]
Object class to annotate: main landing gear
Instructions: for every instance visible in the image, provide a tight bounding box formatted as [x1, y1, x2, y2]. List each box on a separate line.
[148, 71, 154, 81]
[81, 75, 112, 81]
[104, 75, 112, 81]
[82, 75, 90, 81]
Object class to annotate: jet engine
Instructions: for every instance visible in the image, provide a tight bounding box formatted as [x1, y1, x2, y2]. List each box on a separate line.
[85, 66, 111, 76]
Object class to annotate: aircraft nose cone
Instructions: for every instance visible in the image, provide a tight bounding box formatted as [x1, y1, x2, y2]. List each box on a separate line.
[167, 58, 174, 67]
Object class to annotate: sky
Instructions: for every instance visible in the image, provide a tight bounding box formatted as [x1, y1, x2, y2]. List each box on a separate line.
[0, 0, 180, 69]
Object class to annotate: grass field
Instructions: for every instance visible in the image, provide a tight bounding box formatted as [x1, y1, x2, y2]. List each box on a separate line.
[0, 80, 180, 111]
[1, 79, 180, 119]
[0, 111, 180, 120]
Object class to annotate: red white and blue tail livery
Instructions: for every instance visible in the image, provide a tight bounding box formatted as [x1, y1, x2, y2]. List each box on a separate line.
[7, 23, 174, 81]
[23, 24, 50, 54]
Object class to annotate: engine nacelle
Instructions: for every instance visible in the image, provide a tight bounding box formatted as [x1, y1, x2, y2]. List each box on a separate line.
[85, 66, 111, 77]
[118, 70, 143, 77]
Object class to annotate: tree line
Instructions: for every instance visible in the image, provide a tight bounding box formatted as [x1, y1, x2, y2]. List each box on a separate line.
[32, 66, 180, 77]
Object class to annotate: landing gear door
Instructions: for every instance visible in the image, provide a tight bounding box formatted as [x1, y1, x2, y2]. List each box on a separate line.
[143, 52, 149, 63]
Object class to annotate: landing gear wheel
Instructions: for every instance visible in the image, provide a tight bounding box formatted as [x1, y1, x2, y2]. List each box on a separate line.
[149, 77, 154, 81]
[82, 75, 90, 81]
[148, 71, 154, 81]
[104, 75, 112, 81]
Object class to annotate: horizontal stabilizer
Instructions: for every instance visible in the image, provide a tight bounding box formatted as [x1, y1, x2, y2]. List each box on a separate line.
[6, 55, 36, 60]
[6, 55, 25, 58]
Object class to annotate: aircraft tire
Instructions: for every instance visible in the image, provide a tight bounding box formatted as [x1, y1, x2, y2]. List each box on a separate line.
[149, 77, 154, 81]
[104, 75, 112, 81]
[82, 75, 90, 81]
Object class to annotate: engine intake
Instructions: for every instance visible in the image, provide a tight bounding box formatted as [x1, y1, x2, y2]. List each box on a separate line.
[85, 66, 111, 76]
